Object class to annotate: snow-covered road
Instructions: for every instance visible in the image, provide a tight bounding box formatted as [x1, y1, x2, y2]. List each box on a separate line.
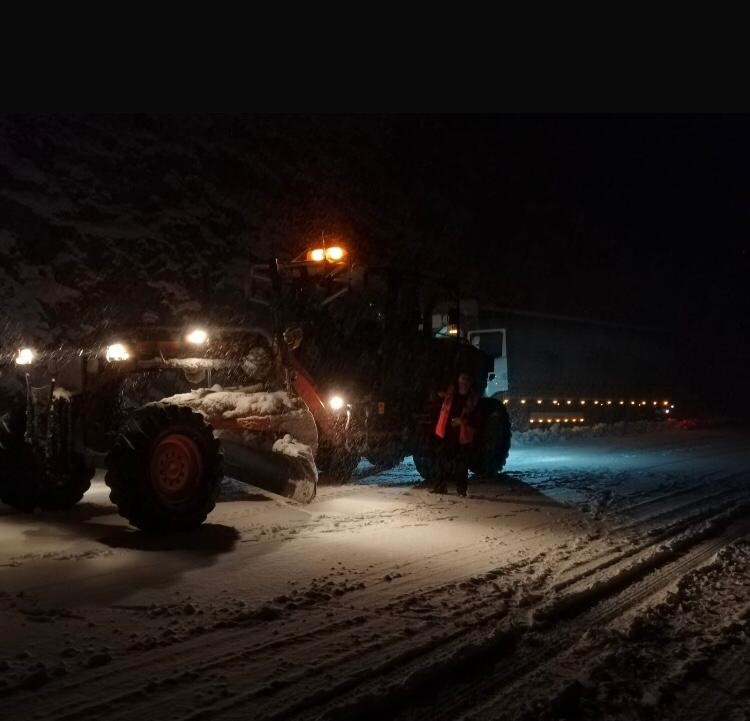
[2, 425, 750, 720]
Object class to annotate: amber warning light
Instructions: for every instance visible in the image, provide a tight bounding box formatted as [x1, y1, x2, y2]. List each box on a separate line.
[306, 246, 347, 263]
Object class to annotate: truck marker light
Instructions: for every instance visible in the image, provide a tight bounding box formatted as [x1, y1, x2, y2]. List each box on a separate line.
[186, 329, 208, 345]
[106, 343, 130, 362]
[15, 348, 34, 365]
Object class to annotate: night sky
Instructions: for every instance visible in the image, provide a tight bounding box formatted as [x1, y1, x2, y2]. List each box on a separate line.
[382, 115, 749, 345]
[1, 113, 747, 359]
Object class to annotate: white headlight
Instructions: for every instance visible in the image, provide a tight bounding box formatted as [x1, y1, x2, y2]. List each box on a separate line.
[329, 395, 345, 411]
[106, 343, 130, 362]
[186, 328, 208, 345]
[15, 348, 34, 365]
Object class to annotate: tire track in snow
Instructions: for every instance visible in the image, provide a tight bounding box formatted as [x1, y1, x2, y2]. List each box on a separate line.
[404, 516, 750, 721]
[29, 496, 750, 719]
[302, 505, 750, 721]
[1, 532, 553, 721]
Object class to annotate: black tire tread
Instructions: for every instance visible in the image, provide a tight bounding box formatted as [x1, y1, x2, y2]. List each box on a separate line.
[0, 402, 93, 512]
[469, 398, 512, 476]
[105, 403, 222, 532]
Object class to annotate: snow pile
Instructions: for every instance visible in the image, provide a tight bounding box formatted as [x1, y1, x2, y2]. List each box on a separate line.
[513, 419, 672, 446]
[161, 385, 318, 451]
[160, 386, 304, 419]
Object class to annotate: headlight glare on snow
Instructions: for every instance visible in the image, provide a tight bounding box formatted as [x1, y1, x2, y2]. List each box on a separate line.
[328, 394, 346, 411]
[105, 343, 130, 362]
[186, 328, 208, 345]
[15, 348, 34, 365]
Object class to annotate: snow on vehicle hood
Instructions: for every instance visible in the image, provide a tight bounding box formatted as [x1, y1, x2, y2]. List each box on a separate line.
[160, 385, 304, 419]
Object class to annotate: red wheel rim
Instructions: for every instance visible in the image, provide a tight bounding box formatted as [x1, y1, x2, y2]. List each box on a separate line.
[149, 434, 203, 502]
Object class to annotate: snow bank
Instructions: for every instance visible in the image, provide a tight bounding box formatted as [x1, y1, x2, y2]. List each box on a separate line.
[513, 419, 672, 446]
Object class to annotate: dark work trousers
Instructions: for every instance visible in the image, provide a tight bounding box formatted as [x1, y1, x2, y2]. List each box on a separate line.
[434, 435, 469, 494]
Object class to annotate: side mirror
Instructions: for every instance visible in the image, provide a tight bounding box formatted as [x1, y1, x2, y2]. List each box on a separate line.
[283, 326, 304, 351]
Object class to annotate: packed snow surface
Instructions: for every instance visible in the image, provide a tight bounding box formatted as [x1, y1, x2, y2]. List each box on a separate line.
[2, 425, 750, 720]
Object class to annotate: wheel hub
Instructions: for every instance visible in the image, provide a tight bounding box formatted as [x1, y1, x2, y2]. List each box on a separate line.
[150, 434, 202, 502]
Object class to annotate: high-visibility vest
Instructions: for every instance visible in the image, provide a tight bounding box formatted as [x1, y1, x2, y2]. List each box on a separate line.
[435, 387, 478, 445]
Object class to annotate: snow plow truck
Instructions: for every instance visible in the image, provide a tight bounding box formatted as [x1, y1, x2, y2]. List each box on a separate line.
[0, 242, 511, 530]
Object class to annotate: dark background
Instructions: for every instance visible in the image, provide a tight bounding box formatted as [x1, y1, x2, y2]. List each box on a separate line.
[0, 114, 747, 408]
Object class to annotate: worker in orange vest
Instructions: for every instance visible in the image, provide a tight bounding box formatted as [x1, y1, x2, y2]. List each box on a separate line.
[432, 371, 479, 496]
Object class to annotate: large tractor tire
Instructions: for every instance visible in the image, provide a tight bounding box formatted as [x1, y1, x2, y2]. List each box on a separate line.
[469, 397, 512, 476]
[0, 403, 94, 512]
[105, 403, 222, 532]
[36, 451, 95, 511]
[316, 445, 360, 485]
[0, 405, 39, 512]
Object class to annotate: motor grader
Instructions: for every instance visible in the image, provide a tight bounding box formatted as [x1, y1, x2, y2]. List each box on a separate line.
[0, 241, 511, 531]
[0, 242, 365, 532]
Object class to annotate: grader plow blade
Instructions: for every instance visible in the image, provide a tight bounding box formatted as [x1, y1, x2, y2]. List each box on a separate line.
[159, 387, 320, 504]
[221, 439, 316, 503]
[208, 408, 318, 504]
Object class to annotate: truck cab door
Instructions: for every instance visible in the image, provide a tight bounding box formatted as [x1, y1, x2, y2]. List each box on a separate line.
[468, 329, 508, 397]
